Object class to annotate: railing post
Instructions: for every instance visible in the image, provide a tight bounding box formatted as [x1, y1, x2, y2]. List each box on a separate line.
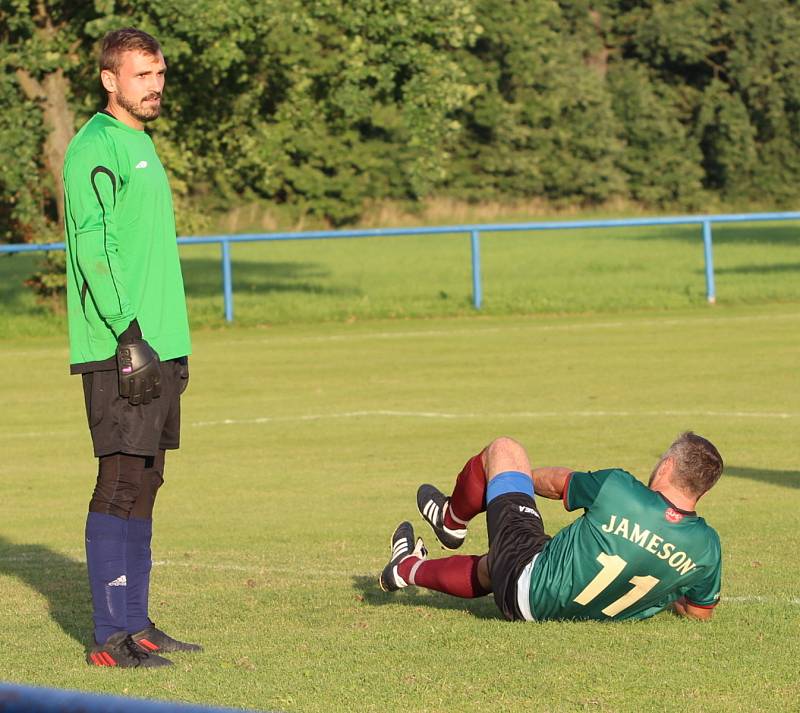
[222, 240, 234, 321]
[470, 229, 482, 309]
[702, 220, 716, 304]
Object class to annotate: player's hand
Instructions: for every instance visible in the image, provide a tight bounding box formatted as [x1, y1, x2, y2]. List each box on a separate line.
[116, 319, 161, 406]
[672, 597, 689, 617]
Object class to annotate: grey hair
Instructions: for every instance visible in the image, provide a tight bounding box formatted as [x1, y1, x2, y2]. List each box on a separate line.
[661, 431, 723, 497]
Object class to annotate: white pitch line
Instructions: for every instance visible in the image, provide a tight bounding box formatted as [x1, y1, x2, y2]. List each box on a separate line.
[5, 313, 798, 359]
[0, 554, 360, 579]
[153, 559, 268, 573]
[723, 596, 800, 605]
[1, 555, 796, 605]
[151, 560, 358, 578]
[0, 428, 84, 440]
[0, 349, 70, 359]
[191, 408, 798, 428]
[3, 408, 796, 441]
[250, 311, 800, 345]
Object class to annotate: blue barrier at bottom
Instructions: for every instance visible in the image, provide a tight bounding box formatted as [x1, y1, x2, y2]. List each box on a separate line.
[0, 683, 271, 713]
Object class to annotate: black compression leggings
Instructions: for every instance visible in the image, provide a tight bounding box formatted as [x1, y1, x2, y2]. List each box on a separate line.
[89, 450, 165, 519]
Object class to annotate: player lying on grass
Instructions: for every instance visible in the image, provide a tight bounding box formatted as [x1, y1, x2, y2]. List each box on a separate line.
[380, 432, 723, 622]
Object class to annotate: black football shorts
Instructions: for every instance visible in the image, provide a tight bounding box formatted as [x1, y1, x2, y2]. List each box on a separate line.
[486, 490, 551, 621]
[81, 358, 187, 458]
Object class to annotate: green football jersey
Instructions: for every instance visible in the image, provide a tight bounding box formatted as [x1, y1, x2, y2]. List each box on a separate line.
[63, 112, 191, 369]
[528, 469, 721, 621]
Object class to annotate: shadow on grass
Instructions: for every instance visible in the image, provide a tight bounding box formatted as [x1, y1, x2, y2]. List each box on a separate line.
[725, 465, 800, 490]
[351, 574, 501, 620]
[0, 535, 91, 646]
[711, 262, 800, 275]
[628, 223, 800, 246]
[180, 258, 360, 298]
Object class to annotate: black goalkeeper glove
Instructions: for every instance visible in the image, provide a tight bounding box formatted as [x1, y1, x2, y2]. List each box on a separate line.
[116, 319, 162, 406]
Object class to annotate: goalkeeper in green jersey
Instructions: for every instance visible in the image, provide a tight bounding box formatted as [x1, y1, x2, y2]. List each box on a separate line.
[63, 28, 200, 667]
[381, 432, 723, 622]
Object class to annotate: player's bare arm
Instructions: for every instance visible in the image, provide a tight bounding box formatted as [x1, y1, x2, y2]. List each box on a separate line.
[673, 596, 715, 621]
[531, 467, 573, 499]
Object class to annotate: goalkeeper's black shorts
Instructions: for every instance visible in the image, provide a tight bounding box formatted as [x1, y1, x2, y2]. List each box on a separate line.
[81, 358, 187, 458]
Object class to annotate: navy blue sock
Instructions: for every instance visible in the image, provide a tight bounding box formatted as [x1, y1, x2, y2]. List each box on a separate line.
[85, 512, 128, 644]
[126, 517, 153, 633]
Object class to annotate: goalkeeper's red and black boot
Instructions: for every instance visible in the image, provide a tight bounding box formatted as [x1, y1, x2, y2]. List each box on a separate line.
[87, 631, 173, 667]
[132, 623, 203, 654]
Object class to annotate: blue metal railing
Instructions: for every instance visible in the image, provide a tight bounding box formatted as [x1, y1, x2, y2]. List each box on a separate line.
[0, 681, 269, 713]
[2, 212, 799, 322]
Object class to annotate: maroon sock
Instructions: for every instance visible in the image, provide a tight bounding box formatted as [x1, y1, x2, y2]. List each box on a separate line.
[445, 453, 486, 529]
[398, 555, 489, 598]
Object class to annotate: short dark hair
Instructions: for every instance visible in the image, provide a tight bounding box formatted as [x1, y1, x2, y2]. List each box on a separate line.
[664, 431, 723, 497]
[100, 28, 161, 73]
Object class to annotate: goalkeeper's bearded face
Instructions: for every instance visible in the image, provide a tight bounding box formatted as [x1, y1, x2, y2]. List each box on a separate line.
[103, 50, 166, 125]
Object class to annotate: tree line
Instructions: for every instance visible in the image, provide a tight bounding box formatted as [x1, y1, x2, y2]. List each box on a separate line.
[2, 0, 799, 246]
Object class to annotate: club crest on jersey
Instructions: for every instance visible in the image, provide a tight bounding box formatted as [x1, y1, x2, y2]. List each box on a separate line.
[665, 507, 683, 523]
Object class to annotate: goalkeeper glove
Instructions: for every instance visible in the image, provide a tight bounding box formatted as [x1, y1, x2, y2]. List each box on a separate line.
[116, 319, 161, 406]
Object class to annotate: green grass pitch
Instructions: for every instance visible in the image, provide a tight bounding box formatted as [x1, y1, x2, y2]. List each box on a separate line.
[1, 219, 798, 710]
[1, 302, 798, 712]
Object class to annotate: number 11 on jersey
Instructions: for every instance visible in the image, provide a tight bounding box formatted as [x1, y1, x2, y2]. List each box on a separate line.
[574, 552, 660, 617]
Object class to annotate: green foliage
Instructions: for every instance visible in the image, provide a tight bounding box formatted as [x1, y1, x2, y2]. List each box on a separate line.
[0, 1, 53, 242]
[449, 0, 625, 204]
[608, 62, 705, 207]
[0, 71, 48, 242]
[2, 0, 800, 252]
[23, 250, 66, 308]
[77, 0, 481, 225]
[613, 0, 800, 205]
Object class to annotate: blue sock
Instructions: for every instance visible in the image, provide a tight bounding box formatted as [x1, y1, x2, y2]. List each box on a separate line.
[126, 517, 153, 633]
[85, 512, 129, 644]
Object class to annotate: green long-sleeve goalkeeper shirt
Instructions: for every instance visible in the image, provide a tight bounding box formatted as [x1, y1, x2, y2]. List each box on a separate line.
[63, 112, 191, 372]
